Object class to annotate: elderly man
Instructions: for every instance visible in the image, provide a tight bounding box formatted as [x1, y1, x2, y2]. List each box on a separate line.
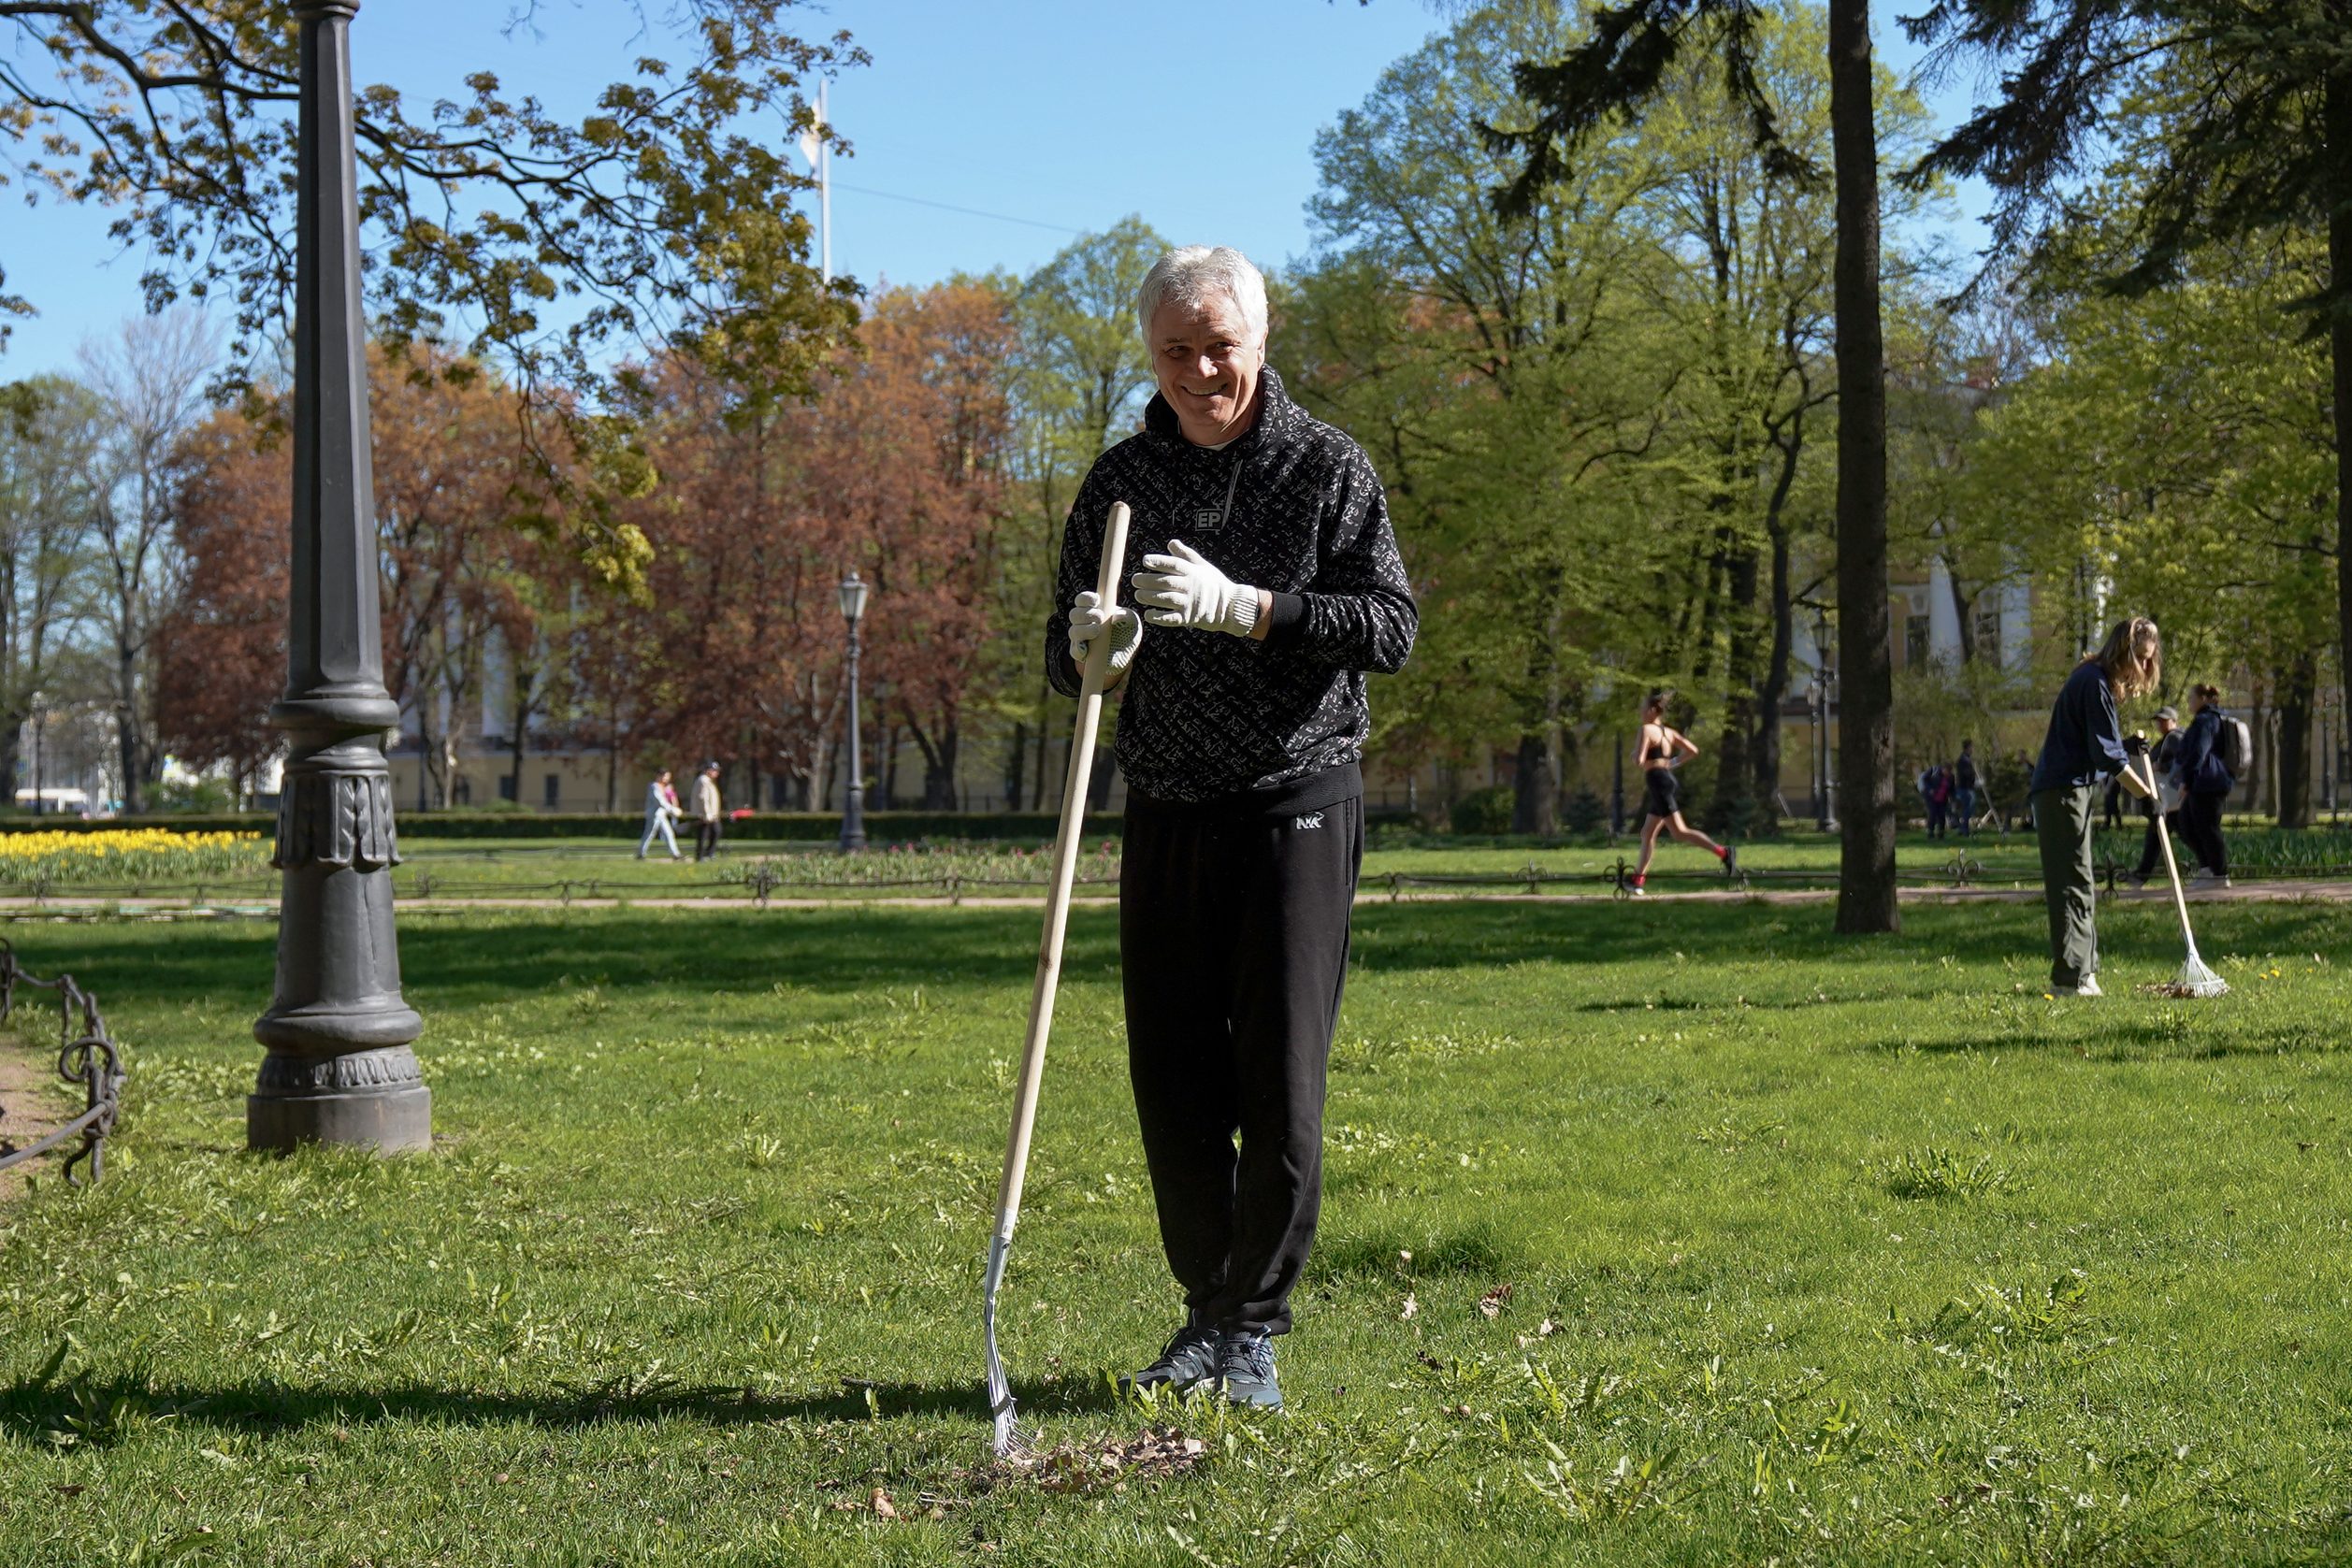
[1046, 245, 1417, 1409]
[691, 760, 723, 862]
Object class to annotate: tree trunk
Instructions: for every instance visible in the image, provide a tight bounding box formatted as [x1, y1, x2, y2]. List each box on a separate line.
[1511, 732, 1558, 836]
[117, 654, 147, 813]
[2330, 33, 2352, 796]
[2277, 655, 2316, 829]
[1004, 720, 1028, 812]
[1710, 538, 1761, 834]
[923, 720, 960, 810]
[1828, 0, 1897, 932]
[1753, 522, 1795, 819]
[507, 676, 533, 807]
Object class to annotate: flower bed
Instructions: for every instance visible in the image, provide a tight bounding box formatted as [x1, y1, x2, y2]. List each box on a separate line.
[0, 828, 270, 885]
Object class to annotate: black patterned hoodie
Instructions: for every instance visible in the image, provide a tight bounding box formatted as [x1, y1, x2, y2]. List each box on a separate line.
[1046, 367, 1418, 812]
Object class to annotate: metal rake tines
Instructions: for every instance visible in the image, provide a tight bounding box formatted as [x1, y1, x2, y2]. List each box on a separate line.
[981, 1233, 1032, 1457]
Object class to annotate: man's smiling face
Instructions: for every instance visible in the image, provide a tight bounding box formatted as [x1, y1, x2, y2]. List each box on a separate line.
[1149, 294, 1264, 447]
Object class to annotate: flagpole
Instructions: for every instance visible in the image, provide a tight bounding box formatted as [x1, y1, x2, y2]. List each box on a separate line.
[818, 79, 831, 285]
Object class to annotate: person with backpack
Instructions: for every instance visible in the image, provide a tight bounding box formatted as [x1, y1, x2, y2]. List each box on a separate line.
[1953, 741, 1979, 838]
[2027, 617, 2161, 997]
[2125, 706, 2186, 889]
[2172, 683, 2243, 887]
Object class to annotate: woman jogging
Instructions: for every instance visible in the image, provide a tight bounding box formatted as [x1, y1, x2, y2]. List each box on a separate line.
[2027, 618, 2160, 997]
[1629, 689, 1737, 895]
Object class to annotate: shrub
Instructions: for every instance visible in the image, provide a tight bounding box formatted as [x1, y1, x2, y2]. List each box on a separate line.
[1561, 788, 1608, 836]
[1450, 785, 1515, 837]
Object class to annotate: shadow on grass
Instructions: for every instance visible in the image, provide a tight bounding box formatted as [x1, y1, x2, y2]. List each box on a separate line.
[0, 1368, 1125, 1447]
[5, 900, 2345, 1014]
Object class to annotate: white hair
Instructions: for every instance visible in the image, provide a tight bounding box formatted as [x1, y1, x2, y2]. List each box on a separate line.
[1134, 246, 1268, 347]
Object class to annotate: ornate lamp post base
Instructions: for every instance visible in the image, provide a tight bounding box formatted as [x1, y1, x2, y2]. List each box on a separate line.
[247, 1, 428, 1154]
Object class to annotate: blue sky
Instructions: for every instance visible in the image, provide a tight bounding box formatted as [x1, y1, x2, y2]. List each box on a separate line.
[1, 1, 1989, 379]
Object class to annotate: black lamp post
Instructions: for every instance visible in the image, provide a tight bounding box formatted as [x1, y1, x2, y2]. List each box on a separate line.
[838, 570, 869, 852]
[249, 0, 428, 1154]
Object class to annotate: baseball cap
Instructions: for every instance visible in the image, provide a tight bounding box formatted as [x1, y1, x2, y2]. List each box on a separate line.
[2153, 705, 2178, 723]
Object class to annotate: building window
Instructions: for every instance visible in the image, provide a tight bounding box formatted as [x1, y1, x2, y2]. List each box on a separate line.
[1904, 611, 1931, 670]
[498, 772, 517, 802]
[544, 773, 560, 809]
[1972, 602, 2003, 668]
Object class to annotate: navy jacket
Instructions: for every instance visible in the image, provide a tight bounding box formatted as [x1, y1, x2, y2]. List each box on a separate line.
[2173, 708, 2233, 797]
[2028, 659, 2131, 795]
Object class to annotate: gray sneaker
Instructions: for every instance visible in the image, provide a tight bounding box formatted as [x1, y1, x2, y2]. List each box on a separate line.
[1217, 1330, 1282, 1409]
[1120, 1323, 1220, 1394]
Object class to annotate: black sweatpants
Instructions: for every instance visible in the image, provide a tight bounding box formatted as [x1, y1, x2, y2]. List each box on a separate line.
[2133, 807, 2184, 879]
[2179, 792, 2229, 878]
[1119, 794, 1363, 1338]
[695, 819, 721, 860]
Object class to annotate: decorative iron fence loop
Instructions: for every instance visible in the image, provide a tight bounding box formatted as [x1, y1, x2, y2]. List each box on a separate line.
[0, 939, 124, 1187]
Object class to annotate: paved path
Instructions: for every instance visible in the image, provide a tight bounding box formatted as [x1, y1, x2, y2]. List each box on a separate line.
[2, 881, 2346, 914]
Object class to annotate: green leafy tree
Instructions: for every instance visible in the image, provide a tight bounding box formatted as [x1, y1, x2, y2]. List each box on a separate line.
[994, 218, 1163, 809]
[1488, 0, 1907, 927]
[0, 0, 864, 587]
[1903, 0, 2352, 780]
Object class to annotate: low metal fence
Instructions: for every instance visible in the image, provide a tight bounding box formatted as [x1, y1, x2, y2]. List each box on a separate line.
[0, 939, 123, 1187]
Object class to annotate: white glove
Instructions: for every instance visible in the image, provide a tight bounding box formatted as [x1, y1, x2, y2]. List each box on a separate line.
[1132, 539, 1262, 638]
[1066, 588, 1143, 679]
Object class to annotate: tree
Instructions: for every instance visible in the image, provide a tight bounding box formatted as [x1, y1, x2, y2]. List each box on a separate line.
[0, 375, 97, 801]
[1961, 223, 2337, 826]
[156, 405, 283, 794]
[1903, 0, 2352, 796]
[79, 309, 217, 813]
[1286, 3, 1689, 835]
[1000, 219, 1164, 808]
[1489, 0, 1905, 928]
[0, 0, 865, 585]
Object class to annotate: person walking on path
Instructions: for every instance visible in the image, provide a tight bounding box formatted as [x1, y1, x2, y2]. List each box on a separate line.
[2172, 683, 2238, 888]
[2028, 618, 2160, 997]
[1046, 245, 1417, 1412]
[691, 760, 723, 862]
[636, 768, 682, 859]
[1953, 741, 1980, 838]
[2126, 707, 2186, 889]
[1925, 763, 1954, 840]
[1628, 689, 1738, 895]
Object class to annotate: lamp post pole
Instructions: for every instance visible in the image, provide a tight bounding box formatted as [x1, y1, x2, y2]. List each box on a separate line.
[838, 571, 868, 852]
[28, 690, 43, 817]
[249, 0, 427, 1154]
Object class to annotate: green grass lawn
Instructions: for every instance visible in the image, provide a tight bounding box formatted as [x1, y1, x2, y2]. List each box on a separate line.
[3, 899, 2351, 1564]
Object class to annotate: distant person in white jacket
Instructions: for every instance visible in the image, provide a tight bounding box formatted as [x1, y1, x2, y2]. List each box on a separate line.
[637, 769, 682, 859]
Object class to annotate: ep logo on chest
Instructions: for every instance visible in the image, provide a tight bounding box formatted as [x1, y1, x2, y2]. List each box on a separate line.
[1191, 507, 1224, 532]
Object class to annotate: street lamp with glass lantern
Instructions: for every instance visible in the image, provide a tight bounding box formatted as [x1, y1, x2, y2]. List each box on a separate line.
[838, 570, 869, 852]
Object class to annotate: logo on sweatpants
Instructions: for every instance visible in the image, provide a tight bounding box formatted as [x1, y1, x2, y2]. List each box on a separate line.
[1293, 813, 1324, 831]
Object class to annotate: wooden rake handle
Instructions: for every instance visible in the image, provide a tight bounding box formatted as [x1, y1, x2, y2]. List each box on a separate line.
[989, 500, 1132, 1242]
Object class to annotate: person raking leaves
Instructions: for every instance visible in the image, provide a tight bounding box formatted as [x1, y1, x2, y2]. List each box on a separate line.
[1046, 246, 1417, 1410]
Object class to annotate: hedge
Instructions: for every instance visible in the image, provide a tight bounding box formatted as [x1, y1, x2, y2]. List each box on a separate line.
[0, 811, 1107, 842]
[0, 806, 1416, 842]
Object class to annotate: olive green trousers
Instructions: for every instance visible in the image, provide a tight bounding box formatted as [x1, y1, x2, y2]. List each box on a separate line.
[2032, 784, 2099, 989]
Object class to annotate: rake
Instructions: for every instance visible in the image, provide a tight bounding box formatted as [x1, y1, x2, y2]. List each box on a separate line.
[983, 498, 1133, 1457]
[2137, 752, 2229, 999]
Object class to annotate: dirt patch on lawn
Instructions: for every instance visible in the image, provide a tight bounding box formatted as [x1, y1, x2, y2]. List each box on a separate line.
[0, 1042, 69, 1198]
